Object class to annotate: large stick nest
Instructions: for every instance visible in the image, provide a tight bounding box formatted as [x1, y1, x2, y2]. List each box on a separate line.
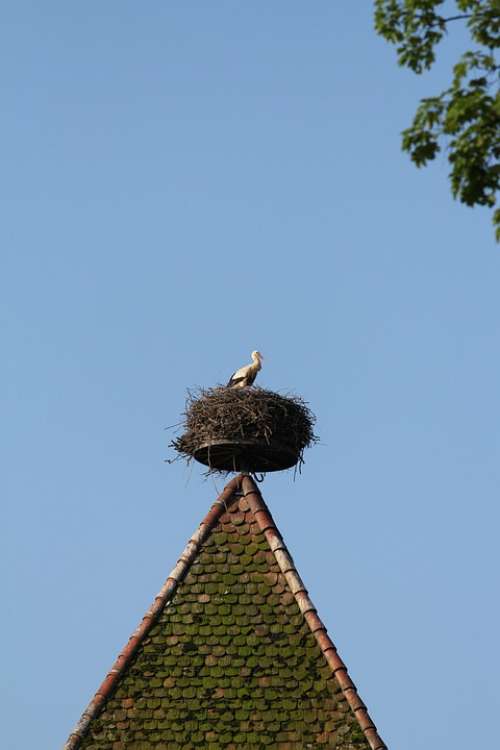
[171, 387, 318, 474]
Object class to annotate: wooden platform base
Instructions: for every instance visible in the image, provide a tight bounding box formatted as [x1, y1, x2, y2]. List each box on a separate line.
[193, 438, 299, 473]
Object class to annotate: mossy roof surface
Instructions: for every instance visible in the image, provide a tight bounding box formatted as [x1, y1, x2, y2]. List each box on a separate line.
[78, 497, 370, 750]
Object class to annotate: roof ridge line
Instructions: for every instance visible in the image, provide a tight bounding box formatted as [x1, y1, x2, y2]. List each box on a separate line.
[241, 475, 387, 750]
[63, 474, 243, 750]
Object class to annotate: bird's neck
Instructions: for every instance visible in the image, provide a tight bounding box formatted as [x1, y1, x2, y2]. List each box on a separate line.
[252, 354, 262, 369]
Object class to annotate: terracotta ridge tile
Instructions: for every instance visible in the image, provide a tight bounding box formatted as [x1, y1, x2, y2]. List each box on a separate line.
[63, 474, 243, 750]
[241, 475, 387, 750]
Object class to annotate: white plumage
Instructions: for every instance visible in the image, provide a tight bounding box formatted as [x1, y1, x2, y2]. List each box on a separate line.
[227, 351, 263, 389]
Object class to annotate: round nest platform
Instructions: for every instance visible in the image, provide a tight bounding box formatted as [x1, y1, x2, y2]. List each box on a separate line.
[171, 387, 318, 474]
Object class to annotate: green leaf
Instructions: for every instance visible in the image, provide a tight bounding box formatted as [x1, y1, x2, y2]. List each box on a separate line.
[374, 1, 500, 239]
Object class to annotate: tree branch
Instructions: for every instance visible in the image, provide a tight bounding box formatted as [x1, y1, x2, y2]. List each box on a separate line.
[442, 14, 473, 23]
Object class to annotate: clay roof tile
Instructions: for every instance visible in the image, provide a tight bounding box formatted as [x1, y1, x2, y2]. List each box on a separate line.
[63, 474, 386, 750]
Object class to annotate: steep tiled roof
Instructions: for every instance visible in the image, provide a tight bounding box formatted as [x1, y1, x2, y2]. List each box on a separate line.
[64, 475, 385, 750]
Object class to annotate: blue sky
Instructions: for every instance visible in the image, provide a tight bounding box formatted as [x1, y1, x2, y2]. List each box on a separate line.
[2, 3, 499, 749]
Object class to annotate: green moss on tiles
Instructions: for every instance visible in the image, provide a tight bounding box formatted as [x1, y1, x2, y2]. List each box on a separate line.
[78, 503, 371, 750]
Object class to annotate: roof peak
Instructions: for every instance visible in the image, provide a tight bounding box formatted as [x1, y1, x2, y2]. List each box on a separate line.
[64, 474, 386, 750]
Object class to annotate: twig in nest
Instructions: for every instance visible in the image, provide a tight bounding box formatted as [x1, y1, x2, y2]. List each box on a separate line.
[170, 386, 318, 476]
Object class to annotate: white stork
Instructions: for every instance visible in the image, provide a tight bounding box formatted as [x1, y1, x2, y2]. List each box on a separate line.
[227, 350, 263, 388]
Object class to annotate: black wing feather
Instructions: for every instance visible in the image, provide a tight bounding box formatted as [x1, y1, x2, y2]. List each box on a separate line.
[227, 373, 246, 387]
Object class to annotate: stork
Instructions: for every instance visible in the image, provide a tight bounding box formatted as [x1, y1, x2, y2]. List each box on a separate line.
[227, 351, 263, 389]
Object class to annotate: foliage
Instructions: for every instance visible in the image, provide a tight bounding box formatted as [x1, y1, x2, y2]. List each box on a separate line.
[375, 1, 500, 239]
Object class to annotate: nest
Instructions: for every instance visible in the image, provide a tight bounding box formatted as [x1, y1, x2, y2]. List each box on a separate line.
[170, 387, 318, 474]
